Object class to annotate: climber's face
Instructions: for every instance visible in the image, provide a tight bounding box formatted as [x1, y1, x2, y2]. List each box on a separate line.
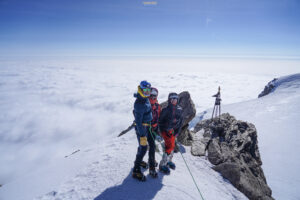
[171, 98, 178, 105]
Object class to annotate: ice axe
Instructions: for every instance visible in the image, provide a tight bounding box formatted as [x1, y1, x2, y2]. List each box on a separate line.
[117, 122, 135, 137]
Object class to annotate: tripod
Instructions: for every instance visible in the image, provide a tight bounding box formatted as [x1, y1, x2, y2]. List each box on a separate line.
[211, 86, 221, 119]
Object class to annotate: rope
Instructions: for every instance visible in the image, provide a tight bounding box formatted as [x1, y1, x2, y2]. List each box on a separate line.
[149, 126, 205, 200]
[149, 126, 163, 157]
[178, 144, 205, 200]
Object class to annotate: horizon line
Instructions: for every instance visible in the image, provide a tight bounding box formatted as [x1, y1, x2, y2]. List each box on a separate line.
[1, 54, 300, 61]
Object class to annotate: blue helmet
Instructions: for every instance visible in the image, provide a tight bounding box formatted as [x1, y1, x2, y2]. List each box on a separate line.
[140, 80, 151, 89]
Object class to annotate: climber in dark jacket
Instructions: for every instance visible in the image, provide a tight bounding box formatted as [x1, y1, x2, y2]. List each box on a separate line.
[158, 92, 183, 174]
[132, 80, 157, 181]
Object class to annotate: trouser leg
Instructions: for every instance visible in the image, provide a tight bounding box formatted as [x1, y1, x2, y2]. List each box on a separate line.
[160, 131, 175, 167]
[168, 151, 174, 162]
[160, 152, 169, 167]
[148, 128, 156, 168]
[161, 131, 175, 154]
[134, 129, 148, 169]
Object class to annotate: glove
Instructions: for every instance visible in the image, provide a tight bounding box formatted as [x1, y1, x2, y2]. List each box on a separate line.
[140, 136, 147, 146]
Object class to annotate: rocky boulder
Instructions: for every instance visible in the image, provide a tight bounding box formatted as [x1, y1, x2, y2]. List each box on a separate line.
[192, 113, 273, 200]
[160, 91, 196, 145]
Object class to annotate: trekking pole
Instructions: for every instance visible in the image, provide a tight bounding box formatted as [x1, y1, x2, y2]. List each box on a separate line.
[211, 104, 216, 119]
[178, 143, 205, 200]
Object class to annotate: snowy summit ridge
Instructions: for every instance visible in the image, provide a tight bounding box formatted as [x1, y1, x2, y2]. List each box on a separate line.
[258, 73, 300, 98]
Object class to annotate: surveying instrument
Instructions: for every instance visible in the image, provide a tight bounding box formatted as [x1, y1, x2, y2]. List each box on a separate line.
[211, 86, 222, 119]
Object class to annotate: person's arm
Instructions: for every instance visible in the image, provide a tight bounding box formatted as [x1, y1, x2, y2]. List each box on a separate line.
[158, 107, 167, 132]
[174, 107, 183, 137]
[134, 103, 146, 137]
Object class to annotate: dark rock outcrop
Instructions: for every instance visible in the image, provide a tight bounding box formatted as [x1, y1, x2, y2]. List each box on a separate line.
[192, 113, 273, 200]
[258, 78, 278, 98]
[160, 91, 196, 145]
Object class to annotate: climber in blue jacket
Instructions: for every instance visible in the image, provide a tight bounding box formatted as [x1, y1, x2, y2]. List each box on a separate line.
[132, 80, 157, 181]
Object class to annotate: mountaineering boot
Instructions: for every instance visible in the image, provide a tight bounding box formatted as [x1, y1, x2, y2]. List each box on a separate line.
[132, 167, 146, 182]
[167, 161, 176, 170]
[167, 151, 175, 170]
[149, 167, 158, 178]
[140, 161, 149, 169]
[159, 165, 170, 174]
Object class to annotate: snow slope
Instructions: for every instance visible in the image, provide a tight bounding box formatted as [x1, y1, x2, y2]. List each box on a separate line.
[32, 133, 248, 200]
[198, 73, 300, 200]
[0, 57, 297, 200]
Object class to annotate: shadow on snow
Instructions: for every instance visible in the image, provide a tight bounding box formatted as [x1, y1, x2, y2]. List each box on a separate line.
[94, 145, 187, 200]
[94, 169, 166, 200]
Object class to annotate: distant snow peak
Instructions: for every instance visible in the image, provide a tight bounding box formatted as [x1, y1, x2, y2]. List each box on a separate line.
[258, 78, 278, 98]
[258, 73, 300, 98]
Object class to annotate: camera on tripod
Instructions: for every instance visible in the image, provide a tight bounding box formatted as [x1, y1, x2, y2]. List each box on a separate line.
[212, 86, 221, 119]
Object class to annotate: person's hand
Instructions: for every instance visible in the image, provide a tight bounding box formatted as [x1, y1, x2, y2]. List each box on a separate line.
[140, 136, 147, 146]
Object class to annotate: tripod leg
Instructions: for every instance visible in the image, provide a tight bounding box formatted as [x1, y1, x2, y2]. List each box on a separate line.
[212, 105, 216, 119]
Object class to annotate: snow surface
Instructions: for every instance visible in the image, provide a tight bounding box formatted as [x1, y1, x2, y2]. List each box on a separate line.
[32, 136, 248, 200]
[0, 57, 299, 200]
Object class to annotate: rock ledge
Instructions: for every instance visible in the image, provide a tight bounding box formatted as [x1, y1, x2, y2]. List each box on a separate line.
[192, 113, 273, 200]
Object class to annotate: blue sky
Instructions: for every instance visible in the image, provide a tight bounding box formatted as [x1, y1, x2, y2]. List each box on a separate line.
[0, 0, 299, 57]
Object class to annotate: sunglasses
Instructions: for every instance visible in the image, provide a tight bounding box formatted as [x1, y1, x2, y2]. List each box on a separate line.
[143, 88, 151, 92]
[169, 95, 179, 100]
